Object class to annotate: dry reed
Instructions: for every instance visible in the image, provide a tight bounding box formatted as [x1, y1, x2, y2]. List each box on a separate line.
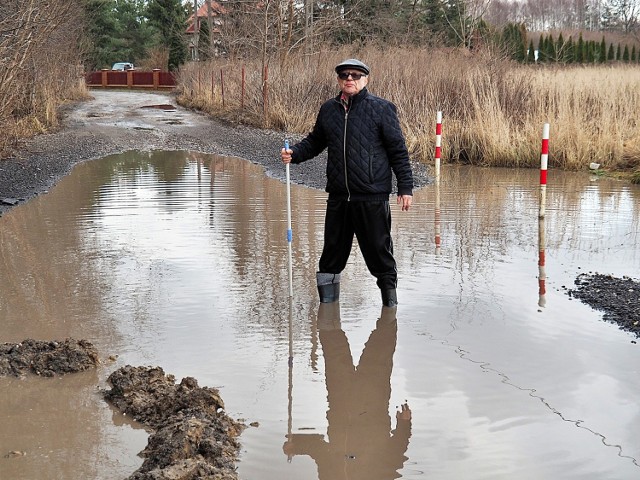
[178, 46, 640, 173]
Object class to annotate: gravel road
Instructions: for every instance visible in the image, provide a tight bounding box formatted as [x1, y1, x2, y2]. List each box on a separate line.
[0, 89, 430, 216]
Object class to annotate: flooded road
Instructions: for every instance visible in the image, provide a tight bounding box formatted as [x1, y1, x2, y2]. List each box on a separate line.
[1, 150, 639, 479]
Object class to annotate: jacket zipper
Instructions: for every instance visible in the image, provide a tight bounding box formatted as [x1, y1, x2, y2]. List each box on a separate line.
[343, 110, 351, 201]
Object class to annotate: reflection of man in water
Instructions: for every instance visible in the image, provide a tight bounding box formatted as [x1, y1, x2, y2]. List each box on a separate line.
[284, 303, 411, 479]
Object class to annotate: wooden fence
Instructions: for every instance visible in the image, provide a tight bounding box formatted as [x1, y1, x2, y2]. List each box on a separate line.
[85, 69, 176, 90]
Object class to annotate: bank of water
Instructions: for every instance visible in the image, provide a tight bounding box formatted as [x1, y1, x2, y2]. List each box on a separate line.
[1, 150, 639, 479]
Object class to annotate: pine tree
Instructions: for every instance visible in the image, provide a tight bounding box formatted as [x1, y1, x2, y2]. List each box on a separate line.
[556, 33, 565, 62]
[546, 33, 556, 62]
[114, 0, 156, 65]
[527, 39, 536, 63]
[83, 0, 121, 70]
[147, 0, 188, 71]
[608, 43, 615, 60]
[566, 36, 575, 63]
[599, 36, 607, 63]
[587, 41, 595, 63]
[537, 35, 545, 62]
[576, 33, 585, 63]
[516, 23, 527, 62]
[623, 45, 630, 62]
[500, 23, 527, 62]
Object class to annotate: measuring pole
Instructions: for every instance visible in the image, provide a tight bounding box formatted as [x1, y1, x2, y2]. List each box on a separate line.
[285, 140, 293, 297]
[435, 111, 442, 181]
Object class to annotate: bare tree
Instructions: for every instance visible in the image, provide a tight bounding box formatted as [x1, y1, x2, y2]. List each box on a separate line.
[610, 0, 640, 32]
[0, 0, 83, 154]
[442, 0, 494, 48]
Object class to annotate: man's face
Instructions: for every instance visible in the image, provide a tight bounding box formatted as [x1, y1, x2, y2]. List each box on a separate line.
[337, 70, 368, 97]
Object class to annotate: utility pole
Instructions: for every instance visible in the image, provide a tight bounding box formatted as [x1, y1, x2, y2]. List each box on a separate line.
[207, 0, 214, 57]
[193, 0, 200, 61]
[305, 0, 313, 54]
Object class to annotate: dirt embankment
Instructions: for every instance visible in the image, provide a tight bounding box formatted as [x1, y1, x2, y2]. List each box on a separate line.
[0, 340, 244, 479]
[104, 366, 245, 480]
[0, 338, 99, 377]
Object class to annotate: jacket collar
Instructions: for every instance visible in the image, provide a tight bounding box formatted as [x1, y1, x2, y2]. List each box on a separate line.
[335, 87, 369, 107]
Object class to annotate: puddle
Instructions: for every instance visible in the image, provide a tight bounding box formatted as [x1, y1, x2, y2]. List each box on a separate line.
[1, 151, 639, 479]
[141, 104, 176, 111]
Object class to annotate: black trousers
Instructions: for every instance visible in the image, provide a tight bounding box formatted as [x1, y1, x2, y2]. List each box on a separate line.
[318, 199, 397, 290]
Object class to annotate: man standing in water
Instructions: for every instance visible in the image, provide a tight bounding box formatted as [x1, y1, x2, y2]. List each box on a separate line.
[281, 58, 413, 307]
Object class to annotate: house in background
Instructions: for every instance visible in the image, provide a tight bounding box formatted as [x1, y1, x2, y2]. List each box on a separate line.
[186, 0, 227, 60]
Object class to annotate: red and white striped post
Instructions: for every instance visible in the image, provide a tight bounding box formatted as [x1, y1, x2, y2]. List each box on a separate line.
[537, 123, 549, 307]
[539, 123, 549, 218]
[434, 178, 441, 255]
[435, 111, 442, 181]
[538, 216, 546, 308]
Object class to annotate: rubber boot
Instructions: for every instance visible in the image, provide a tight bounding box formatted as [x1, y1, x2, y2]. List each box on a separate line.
[318, 283, 340, 303]
[381, 288, 398, 307]
[317, 273, 340, 303]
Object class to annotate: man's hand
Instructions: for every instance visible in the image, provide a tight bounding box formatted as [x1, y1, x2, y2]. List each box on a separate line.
[281, 148, 293, 164]
[397, 195, 412, 212]
[396, 402, 412, 421]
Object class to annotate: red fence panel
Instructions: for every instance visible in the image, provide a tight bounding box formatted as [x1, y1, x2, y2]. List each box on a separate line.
[158, 72, 176, 87]
[133, 71, 154, 87]
[85, 72, 102, 85]
[108, 71, 128, 86]
[85, 69, 176, 90]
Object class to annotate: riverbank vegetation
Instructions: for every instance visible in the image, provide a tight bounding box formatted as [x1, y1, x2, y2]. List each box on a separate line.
[177, 47, 640, 177]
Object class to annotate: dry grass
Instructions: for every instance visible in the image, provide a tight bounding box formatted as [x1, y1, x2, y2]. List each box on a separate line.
[0, 68, 89, 157]
[178, 46, 640, 173]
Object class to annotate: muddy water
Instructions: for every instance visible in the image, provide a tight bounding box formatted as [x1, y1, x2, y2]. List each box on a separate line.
[1, 150, 639, 480]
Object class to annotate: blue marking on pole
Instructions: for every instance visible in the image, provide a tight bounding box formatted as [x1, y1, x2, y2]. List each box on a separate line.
[285, 140, 289, 150]
[287, 229, 292, 242]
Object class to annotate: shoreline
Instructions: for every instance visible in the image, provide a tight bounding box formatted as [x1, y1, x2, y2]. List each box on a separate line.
[0, 89, 430, 217]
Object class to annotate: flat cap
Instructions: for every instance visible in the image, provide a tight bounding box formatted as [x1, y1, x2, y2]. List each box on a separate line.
[335, 58, 370, 75]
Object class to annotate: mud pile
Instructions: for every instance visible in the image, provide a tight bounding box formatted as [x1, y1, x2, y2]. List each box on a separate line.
[567, 273, 640, 338]
[104, 365, 245, 480]
[0, 338, 99, 377]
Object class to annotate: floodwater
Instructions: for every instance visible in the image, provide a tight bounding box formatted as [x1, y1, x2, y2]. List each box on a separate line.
[1, 150, 639, 480]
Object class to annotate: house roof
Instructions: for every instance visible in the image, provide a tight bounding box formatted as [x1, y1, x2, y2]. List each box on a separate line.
[186, 0, 227, 34]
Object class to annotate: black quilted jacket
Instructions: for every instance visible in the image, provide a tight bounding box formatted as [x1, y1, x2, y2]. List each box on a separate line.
[290, 88, 413, 201]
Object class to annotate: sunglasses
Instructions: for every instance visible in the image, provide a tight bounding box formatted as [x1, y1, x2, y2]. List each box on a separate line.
[338, 72, 366, 80]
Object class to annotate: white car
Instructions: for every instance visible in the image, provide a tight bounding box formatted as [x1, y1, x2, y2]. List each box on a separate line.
[111, 62, 134, 71]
